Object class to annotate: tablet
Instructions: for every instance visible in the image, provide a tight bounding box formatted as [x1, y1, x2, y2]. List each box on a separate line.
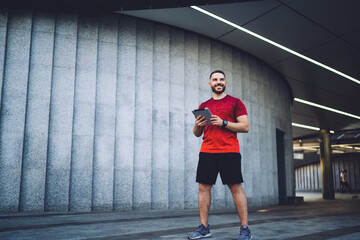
[192, 108, 212, 126]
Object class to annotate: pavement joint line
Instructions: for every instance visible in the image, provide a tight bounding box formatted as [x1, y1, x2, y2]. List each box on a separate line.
[0, 209, 239, 219]
[283, 225, 360, 240]
[0, 211, 107, 219]
[2, 203, 305, 220]
[0, 210, 236, 225]
[0, 211, 234, 233]
[1, 211, 358, 236]
[0, 201, 343, 220]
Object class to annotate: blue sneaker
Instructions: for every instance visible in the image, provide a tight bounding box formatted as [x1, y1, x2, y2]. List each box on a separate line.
[238, 225, 252, 240]
[188, 223, 211, 239]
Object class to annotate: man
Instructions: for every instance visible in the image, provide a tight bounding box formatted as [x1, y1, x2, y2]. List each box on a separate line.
[340, 169, 348, 193]
[188, 70, 251, 240]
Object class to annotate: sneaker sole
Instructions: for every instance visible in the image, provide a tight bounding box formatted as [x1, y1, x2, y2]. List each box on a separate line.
[238, 236, 252, 240]
[188, 233, 212, 239]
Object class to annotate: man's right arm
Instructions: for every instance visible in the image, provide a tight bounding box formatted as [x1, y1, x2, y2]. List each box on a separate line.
[193, 125, 204, 137]
[193, 115, 206, 137]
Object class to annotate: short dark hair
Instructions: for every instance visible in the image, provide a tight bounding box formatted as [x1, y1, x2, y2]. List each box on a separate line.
[209, 70, 226, 79]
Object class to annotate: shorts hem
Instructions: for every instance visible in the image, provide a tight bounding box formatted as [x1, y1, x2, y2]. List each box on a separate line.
[222, 181, 243, 185]
[196, 180, 216, 185]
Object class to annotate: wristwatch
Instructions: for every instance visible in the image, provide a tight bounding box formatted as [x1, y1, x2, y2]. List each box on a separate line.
[222, 120, 228, 128]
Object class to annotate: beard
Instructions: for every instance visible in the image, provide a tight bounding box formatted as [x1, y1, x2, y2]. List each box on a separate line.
[211, 84, 226, 94]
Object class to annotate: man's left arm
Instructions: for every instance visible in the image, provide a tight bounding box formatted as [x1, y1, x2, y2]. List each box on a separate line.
[210, 115, 249, 133]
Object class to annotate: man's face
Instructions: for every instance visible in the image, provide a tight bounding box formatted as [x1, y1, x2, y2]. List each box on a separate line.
[209, 72, 227, 94]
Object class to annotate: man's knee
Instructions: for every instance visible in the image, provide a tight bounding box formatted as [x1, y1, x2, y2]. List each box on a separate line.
[228, 183, 243, 193]
[199, 183, 212, 193]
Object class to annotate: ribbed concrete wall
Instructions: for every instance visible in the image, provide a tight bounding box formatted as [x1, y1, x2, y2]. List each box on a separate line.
[295, 153, 360, 192]
[0, 10, 294, 212]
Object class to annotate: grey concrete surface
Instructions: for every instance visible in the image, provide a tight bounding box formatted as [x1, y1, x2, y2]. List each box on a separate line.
[0, 10, 293, 212]
[0, 192, 359, 239]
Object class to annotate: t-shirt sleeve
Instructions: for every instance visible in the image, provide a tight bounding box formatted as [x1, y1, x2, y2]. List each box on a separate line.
[199, 102, 206, 109]
[235, 98, 247, 117]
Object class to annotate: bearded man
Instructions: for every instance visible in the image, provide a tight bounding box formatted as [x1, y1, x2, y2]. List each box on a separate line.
[188, 70, 251, 240]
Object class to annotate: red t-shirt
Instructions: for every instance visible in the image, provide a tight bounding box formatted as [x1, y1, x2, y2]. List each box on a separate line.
[199, 95, 247, 153]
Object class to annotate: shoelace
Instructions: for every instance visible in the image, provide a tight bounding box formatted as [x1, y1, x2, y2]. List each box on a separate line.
[240, 228, 250, 236]
[195, 225, 204, 232]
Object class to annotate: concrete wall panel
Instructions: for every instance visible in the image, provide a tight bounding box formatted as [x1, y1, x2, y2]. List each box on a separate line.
[152, 23, 170, 210]
[0, 9, 8, 109]
[169, 28, 185, 210]
[184, 32, 199, 209]
[0, 10, 32, 212]
[69, 15, 98, 211]
[0, 11, 294, 212]
[114, 16, 137, 210]
[20, 12, 55, 211]
[45, 13, 77, 211]
[92, 15, 118, 211]
[133, 20, 153, 209]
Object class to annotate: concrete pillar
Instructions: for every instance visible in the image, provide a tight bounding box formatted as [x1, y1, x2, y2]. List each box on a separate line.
[319, 129, 334, 199]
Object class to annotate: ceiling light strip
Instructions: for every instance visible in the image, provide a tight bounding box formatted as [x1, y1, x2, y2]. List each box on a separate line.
[292, 123, 319, 131]
[190, 6, 360, 85]
[294, 98, 360, 120]
[292, 123, 335, 133]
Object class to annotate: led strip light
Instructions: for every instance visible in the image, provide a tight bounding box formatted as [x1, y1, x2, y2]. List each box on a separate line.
[292, 123, 335, 133]
[294, 98, 360, 120]
[292, 123, 319, 131]
[190, 5, 360, 85]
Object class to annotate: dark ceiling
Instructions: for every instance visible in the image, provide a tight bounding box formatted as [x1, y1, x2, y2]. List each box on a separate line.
[1, 0, 360, 139]
[0, 0, 255, 11]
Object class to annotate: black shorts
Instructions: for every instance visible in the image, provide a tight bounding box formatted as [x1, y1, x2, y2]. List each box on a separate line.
[196, 152, 243, 185]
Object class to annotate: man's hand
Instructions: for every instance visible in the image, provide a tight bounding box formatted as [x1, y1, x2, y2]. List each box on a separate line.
[210, 115, 223, 126]
[193, 115, 207, 137]
[195, 115, 208, 127]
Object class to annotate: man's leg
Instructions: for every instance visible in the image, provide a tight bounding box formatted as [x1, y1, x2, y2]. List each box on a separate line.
[199, 183, 212, 227]
[228, 183, 248, 226]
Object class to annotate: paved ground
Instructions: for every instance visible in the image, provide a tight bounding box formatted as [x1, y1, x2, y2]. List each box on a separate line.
[0, 192, 359, 240]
